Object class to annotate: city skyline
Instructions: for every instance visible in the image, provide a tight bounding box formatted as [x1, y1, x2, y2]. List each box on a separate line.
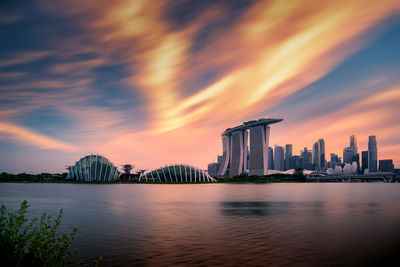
[267, 134, 389, 171]
[1, 0, 399, 173]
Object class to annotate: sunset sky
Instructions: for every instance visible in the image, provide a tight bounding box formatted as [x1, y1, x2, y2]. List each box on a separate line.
[1, 0, 399, 174]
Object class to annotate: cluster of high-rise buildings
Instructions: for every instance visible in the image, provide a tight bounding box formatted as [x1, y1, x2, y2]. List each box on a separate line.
[208, 119, 396, 177]
[263, 139, 325, 172]
[329, 135, 394, 174]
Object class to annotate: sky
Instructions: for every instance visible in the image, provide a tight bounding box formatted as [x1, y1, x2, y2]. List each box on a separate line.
[0, 0, 399, 174]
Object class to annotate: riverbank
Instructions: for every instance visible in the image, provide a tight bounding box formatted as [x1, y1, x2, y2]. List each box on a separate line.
[2, 172, 398, 183]
[0, 180, 305, 184]
[0, 172, 306, 183]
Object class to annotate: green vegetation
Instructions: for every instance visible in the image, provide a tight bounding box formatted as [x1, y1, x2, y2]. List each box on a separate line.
[0, 172, 122, 184]
[0, 168, 307, 184]
[0, 172, 68, 182]
[0, 200, 101, 266]
[215, 169, 306, 183]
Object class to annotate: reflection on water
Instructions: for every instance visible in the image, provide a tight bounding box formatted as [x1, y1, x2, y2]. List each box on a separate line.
[221, 201, 291, 216]
[1, 183, 400, 266]
[220, 201, 385, 217]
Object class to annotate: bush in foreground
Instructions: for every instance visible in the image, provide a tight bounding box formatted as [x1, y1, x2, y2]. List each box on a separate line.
[0, 200, 100, 266]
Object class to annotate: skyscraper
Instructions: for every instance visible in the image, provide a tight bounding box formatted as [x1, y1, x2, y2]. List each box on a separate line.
[285, 144, 293, 170]
[208, 155, 223, 177]
[268, 147, 274, 170]
[350, 135, 358, 154]
[300, 147, 313, 170]
[361, 151, 368, 174]
[218, 118, 282, 177]
[248, 125, 268, 176]
[318, 139, 325, 169]
[217, 155, 223, 164]
[274, 145, 284, 171]
[330, 153, 341, 169]
[246, 146, 249, 171]
[343, 135, 358, 165]
[352, 153, 360, 174]
[207, 162, 220, 177]
[312, 141, 320, 170]
[368, 136, 377, 172]
[343, 146, 354, 164]
[290, 155, 301, 169]
[379, 159, 394, 172]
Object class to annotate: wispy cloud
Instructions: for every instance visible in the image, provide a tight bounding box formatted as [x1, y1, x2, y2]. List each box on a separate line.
[0, 13, 23, 25]
[270, 83, 400, 166]
[0, 71, 27, 79]
[0, 121, 78, 152]
[0, 51, 51, 68]
[64, 0, 398, 134]
[0, 0, 399, 171]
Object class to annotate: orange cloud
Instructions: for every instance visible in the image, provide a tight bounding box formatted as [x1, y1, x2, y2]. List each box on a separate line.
[79, 0, 398, 135]
[40, 0, 399, 129]
[2, 0, 399, 172]
[36, 0, 400, 169]
[49, 58, 107, 75]
[270, 86, 400, 166]
[0, 121, 78, 152]
[94, 83, 400, 170]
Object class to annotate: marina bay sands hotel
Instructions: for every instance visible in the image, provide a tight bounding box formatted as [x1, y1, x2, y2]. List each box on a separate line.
[218, 118, 282, 177]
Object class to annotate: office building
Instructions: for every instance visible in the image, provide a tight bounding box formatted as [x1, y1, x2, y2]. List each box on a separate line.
[343, 146, 355, 164]
[343, 135, 359, 165]
[352, 153, 360, 174]
[311, 139, 325, 171]
[313, 141, 320, 170]
[268, 147, 274, 170]
[368, 136, 377, 172]
[350, 135, 358, 154]
[319, 139, 325, 169]
[379, 159, 394, 172]
[207, 162, 220, 177]
[330, 153, 341, 169]
[361, 151, 368, 174]
[274, 145, 285, 171]
[290, 155, 302, 169]
[217, 155, 223, 164]
[207, 155, 224, 177]
[300, 147, 313, 170]
[285, 144, 293, 170]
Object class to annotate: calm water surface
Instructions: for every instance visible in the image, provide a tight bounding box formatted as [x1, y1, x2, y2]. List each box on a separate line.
[1, 183, 400, 266]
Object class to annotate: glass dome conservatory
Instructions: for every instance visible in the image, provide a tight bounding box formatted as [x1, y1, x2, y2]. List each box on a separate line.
[141, 164, 216, 182]
[67, 154, 120, 182]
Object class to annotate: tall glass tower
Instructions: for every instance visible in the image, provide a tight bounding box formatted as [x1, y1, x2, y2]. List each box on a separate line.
[268, 147, 274, 170]
[361, 151, 368, 174]
[318, 139, 325, 169]
[285, 144, 293, 170]
[312, 141, 320, 170]
[350, 135, 358, 154]
[274, 145, 285, 171]
[368, 136, 377, 172]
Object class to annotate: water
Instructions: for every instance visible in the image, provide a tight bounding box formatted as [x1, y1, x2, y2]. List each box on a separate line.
[1, 183, 399, 266]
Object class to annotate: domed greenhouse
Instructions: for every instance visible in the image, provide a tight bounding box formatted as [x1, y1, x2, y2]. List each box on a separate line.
[140, 164, 216, 182]
[67, 154, 120, 182]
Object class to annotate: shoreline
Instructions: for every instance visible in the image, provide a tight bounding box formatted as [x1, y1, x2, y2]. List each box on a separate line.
[1, 180, 395, 184]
